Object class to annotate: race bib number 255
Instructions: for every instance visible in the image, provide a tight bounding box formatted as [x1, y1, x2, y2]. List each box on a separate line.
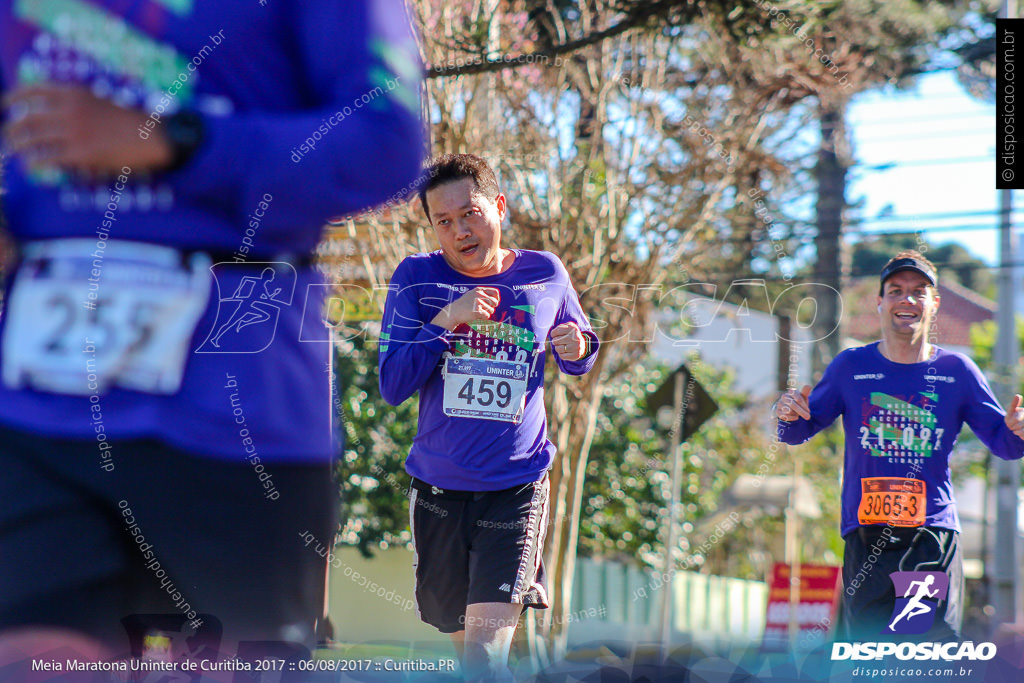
[2, 239, 211, 396]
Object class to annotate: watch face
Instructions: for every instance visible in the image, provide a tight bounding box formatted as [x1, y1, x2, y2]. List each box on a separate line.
[170, 111, 204, 146]
[166, 111, 204, 169]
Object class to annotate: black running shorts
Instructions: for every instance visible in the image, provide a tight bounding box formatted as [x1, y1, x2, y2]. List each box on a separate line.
[0, 424, 338, 655]
[408, 474, 549, 634]
[841, 525, 963, 642]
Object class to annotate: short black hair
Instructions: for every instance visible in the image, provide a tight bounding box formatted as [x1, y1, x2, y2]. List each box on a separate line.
[418, 153, 500, 220]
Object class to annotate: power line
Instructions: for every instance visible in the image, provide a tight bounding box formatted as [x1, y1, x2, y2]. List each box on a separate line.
[698, 259, 1021, 283]
[859, 156, 992, 169]
[750, 220, 1011, 234]
[850, 209, 1008, 224]
[860, 223, 1006, 234]
[849, 110, 993, 128]
[658, 219, 1011, 244]
[658, 224, 1012, 253]
[855, 128, 994, 144]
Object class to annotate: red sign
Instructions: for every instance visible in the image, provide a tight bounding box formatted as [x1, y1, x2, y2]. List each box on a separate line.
[762, 563, 841, 650]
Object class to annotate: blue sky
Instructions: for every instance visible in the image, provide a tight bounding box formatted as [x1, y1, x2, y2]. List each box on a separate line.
[847, 70, 1004, 266]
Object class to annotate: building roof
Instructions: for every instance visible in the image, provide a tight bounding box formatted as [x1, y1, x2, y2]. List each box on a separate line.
[844, 276, 995, 348]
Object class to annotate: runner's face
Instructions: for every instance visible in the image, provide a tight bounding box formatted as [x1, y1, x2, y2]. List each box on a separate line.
[426, 178, 506, 278]
[877, 271, 939, 340]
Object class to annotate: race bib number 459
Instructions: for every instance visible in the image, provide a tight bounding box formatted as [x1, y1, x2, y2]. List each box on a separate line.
[2, 239, 211, 396]
[442, 356, 528, 423]
[858, 477, 926, 527]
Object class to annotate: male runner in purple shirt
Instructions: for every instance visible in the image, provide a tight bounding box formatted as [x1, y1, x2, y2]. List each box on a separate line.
[775, 250, 1024, 641]
[0, 0, 422, 666]
[379, 153, 598, 680]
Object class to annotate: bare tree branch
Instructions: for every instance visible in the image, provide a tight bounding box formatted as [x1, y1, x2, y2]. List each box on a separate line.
[425, 0, 695, 78]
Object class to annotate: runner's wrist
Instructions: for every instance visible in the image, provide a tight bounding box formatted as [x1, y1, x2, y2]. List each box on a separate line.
[159, 109, 205, 172]
[431, 307, 456, 331]
[581, 334, 595, 359]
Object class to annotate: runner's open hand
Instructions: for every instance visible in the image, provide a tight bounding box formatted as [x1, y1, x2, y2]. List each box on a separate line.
[3, 84, 173, 177]
[1006, 394, 1024, 440]
[431, 287, 499, 331]
[551, 322, 586, 361]
[775, 385, 812, 422]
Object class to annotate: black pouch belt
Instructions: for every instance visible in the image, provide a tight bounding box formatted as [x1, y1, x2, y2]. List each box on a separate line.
[410, 478, 478, 501]
[854, 525, 953, 549]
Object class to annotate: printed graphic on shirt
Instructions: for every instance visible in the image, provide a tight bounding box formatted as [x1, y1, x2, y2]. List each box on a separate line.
[440, 299, 545, 423]
[858, 391, 944, 461]
[450, 305, 539, 367]
[10, 0, 205, 206]
[14, 0, 193, 100]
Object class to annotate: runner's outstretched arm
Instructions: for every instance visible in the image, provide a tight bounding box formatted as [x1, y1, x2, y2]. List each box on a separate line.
[776, 353, 845, 445]
[960, 356, 1024, 460]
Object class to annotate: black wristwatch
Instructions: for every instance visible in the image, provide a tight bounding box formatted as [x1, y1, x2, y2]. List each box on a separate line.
[163, 109, 205, 172]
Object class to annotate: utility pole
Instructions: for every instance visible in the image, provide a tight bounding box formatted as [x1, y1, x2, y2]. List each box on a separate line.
[993, 191, 1021, 626]
[993, 0, 1022, 629]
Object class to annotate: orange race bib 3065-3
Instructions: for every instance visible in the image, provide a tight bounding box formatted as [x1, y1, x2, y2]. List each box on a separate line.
[858, 477, 926, 527]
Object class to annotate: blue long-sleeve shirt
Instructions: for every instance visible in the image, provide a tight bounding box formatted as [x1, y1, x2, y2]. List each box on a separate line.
[778, 342, 1024, 535]
[0, 0, 423, 461]
[379, 250, 598, 490]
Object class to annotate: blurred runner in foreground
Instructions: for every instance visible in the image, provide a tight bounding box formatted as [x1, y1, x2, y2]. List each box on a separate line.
[0, 0, 423, 667]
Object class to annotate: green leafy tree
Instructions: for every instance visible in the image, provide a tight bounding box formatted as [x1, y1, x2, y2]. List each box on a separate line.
[581, 357, 846, 579]
[332, 334, 419, 557]
[970, 318, 1024, 382]
[967, 318, 1024, 484]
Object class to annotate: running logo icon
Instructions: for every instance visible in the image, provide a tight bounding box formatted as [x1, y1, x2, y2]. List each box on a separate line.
[196, 263, 296, 353]
[884, 571, 949, 635]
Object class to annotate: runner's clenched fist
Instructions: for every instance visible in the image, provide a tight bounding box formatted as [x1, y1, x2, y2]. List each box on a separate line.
[550, 322, 586, 361]
[431, 287, 500, 331]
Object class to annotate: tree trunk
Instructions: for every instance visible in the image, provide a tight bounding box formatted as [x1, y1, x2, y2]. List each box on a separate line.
[812, 100, 849, 374]
[540, 352, 607, 660]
